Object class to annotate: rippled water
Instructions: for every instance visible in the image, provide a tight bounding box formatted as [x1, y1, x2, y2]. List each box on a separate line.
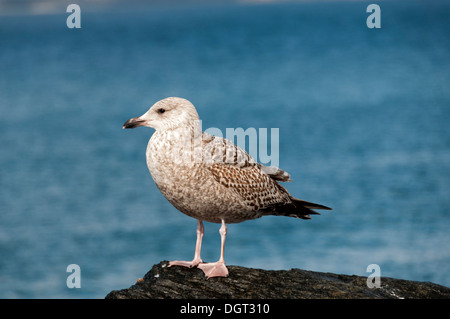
[0, 1, 449, 298]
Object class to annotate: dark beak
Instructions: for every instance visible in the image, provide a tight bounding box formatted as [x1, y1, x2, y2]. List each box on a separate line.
[123, 117, 145, 129]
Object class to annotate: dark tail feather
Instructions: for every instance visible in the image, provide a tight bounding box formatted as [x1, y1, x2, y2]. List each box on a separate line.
[291, 198, 332, 211]
[263, 198, 332, 220]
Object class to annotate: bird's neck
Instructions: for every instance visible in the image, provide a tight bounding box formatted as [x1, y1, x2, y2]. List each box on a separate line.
[157, 124, 197, 141]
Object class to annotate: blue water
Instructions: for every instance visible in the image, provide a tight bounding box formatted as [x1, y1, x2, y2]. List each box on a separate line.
[0, 1, 449, 298]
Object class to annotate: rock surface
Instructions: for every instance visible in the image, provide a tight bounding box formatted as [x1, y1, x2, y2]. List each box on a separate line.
[105, 261, 450, 299]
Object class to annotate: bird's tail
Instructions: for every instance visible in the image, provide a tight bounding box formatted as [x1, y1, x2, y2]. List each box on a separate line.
[266, 197, 332, 220]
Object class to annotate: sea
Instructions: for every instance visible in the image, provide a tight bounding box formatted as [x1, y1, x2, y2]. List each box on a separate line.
[0, 0, 449, 298]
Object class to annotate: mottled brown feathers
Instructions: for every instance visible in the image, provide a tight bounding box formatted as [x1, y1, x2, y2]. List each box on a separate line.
[208, 163, 291, 211]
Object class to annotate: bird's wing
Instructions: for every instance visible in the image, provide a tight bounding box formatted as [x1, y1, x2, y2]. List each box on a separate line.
[200, 133, 332, 217]
[200, 132, 290, 177]
[200, 133, 292, 209]
[259, 165, 291, 182]
[200, 132, 256, 167]
[208, 162, 292, 210]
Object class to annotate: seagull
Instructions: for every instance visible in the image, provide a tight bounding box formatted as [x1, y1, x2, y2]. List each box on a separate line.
[123, 97, 331, 278]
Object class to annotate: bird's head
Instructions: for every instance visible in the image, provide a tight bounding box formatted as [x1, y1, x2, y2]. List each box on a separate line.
[123, 97, 200, 131]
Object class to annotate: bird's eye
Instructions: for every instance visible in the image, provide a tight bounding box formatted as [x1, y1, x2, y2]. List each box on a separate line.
[157, 108, 165, 114]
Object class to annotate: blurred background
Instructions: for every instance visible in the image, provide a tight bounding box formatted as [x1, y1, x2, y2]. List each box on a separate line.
[0, 0, 449, 298]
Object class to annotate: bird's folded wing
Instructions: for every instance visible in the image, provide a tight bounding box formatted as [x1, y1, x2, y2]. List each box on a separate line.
[200, 132, 255, 167]
[200, 133, 292, 209]
[200, 132, 291, 180]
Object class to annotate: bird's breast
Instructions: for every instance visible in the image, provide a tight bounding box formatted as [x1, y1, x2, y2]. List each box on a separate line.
[146, 131, 196, 188]
[144, 130, 260, 223]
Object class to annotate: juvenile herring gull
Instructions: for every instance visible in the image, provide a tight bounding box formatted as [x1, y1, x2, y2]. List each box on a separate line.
[123, 97, 331, 278]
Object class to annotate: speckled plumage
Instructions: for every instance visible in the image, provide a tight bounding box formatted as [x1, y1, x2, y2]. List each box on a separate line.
[123, 97, 331, 277]
[146, 130, 290, 223]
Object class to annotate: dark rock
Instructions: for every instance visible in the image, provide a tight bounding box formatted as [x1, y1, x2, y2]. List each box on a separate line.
[105, 261, 450, 299]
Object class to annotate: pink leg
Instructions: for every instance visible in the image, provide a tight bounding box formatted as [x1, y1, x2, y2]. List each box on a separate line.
[198, 219, 229, 278]
[169, 219, 204, 268]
